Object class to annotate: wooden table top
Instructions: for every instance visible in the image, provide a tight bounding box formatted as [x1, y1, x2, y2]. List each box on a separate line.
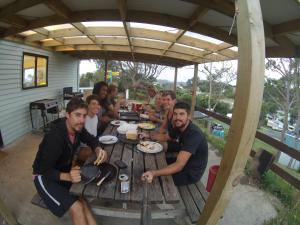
[70, 124, 180, 204]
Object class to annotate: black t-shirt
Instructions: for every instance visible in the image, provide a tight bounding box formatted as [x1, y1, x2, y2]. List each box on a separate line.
[169, 121, 208, 182]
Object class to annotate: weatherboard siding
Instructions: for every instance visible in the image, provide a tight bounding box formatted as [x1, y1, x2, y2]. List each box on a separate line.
[0, 40, 79, 146]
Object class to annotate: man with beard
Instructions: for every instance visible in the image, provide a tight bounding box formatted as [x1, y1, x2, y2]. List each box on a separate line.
[32, 97, 107, 225]
[141, 102, 208, 186]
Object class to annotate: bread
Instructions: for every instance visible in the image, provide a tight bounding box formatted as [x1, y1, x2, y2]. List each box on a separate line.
[126, 129, 138, 140]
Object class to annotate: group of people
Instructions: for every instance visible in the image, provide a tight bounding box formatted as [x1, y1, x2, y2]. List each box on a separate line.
[32, 82, 208, 225]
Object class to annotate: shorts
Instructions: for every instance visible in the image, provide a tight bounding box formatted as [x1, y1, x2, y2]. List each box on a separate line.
[34, 175, 78, 217]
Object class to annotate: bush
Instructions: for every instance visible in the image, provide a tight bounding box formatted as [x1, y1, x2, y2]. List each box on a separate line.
[214, 102, 231, 115]
[262, 171, 294, 206]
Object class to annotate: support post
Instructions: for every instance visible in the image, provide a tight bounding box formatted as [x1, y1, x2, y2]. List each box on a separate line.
[198, 0, 265, 224]
[173, 67, 178, 92]
[190, 63, 198, 120]
[104, 59, 108, 82]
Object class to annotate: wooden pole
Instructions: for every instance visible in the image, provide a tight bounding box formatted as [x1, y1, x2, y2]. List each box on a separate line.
[173, 67, 178, 92]
[197, 0, 265, 224]
[190, 63, 198, 120]
[104, 58, 108, 82]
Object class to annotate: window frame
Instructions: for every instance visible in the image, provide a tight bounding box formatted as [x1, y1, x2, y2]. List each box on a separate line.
[22, 52, 49, 90]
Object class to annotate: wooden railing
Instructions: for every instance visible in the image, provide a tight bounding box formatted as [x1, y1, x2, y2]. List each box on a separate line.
[196, 107, 300, 190]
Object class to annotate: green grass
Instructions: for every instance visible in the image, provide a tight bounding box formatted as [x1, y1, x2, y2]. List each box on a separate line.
[262, 171, 300, 225]
[195, 119, 300, 225]
[252, 138, 278, 155]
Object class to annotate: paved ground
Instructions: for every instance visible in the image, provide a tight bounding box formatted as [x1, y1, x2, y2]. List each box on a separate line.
[0, 133, 278, 225]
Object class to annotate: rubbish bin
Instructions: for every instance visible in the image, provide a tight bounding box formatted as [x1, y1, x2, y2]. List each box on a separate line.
[206, 165, 220, 192]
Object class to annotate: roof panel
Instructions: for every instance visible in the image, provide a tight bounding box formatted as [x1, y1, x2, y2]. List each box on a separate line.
[16, 4, 55, 19]
[185, 31, 223, 45]
[62, 0, 117, 11]
[82, 21, 123, 27]
[200, 10, 234, 29]
[0, 0, 14, 8]
[127, 0, 197, 18]
[260, 0, 300, 24]
[286, 33, 300, 45]
[0, 21, 11, 28]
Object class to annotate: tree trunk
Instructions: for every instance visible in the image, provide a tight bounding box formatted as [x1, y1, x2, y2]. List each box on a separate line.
[208, 78, 212, 110]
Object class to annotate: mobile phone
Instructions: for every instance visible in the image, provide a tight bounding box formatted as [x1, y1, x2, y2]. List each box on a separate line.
[114, 160, 127, 169]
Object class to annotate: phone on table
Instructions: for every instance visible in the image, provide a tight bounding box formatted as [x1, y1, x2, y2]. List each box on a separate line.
[114, 160, 127, 169]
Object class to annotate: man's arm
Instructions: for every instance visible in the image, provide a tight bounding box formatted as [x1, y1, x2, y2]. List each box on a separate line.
[60, 166, 81, 183]
[142, 151, 191, 183]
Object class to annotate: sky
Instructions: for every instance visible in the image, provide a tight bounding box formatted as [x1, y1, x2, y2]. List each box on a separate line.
[79, 60, 238, 83]
[78, 22, 280, 83]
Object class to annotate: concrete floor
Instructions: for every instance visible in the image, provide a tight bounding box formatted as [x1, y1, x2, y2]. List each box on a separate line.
[0, 132, 278, 225]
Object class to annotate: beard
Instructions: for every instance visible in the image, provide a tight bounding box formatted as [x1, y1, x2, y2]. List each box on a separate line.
[72, 123, 84, 132]
[173, 120, 188, 129]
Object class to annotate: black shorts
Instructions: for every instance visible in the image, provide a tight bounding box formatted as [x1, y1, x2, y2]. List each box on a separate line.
[34, 175, 78, 217]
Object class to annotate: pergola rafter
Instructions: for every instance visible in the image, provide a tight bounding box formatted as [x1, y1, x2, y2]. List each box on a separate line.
[118, 0, 135, 61]
[160, 5, 208, 56]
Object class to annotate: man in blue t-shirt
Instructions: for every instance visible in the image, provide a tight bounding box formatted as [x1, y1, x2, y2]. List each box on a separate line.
[142, 102, 208, 186]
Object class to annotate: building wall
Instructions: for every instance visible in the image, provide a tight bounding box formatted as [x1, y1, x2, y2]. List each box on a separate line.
[0, 40, 79, 145]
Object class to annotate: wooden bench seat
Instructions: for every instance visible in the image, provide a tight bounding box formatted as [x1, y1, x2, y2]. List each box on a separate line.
[31, 193, 47, 209]
[178, 182, 208, 224]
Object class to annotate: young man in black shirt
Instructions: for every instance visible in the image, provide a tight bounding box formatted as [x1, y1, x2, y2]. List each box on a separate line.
[32, 97, 107, 225]
[142, 102, 208, 186]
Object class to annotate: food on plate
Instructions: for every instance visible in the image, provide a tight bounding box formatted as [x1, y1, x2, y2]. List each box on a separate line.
[140, 114, 149, 119]
[138, 122, 155, 130]
[126, 130, 138, 140]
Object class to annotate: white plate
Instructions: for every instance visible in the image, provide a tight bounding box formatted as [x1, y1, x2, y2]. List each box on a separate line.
[99, 135, 118, 144]
[117, 124, 138, 134]
[118, 109, 128, 113]
[136, 141, 163, 154]
[111, 120, 126, 126]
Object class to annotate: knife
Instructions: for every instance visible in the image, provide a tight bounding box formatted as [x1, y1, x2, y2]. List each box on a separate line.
[97, 170, 112, 186]
[81, 170, 102, 196]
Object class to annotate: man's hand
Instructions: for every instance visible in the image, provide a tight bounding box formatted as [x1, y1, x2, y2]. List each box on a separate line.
[94, 147, 107, 165]
[141, 171, 156, 183]
[70, 166, 81, 183]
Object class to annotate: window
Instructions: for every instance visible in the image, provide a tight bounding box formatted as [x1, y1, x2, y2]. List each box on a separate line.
[22, 53, 48, 89]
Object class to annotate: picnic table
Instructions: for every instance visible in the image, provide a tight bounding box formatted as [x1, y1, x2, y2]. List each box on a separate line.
[70, 123, 185, 220]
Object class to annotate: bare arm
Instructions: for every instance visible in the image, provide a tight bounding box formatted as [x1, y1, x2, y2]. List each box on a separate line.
[142, 151, 192, 182]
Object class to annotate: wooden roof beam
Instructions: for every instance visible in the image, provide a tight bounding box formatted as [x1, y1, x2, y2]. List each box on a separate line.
[0, 15, 28, 28]
[118, 0, 135, 61]
[0, 9, 238, 46]
[161, 6, 208, 56]
[32, 27, 64, 44]
[0, 0, 43, 18]
[181, 0, 297, 51]
[71, 22, 103, 49]
[273, 18, 300, 35]
[44, 0, 72, 19]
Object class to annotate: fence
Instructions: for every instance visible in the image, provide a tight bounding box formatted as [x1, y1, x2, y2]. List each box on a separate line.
[197, 107, 300, 190]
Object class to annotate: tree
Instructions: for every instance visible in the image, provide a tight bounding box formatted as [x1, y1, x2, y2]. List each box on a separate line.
[265, 58, 298, 143]
[201, 61, 236, 111]
[116, 61, 166, 98]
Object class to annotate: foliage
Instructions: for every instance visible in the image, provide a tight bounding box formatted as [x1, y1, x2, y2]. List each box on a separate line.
[259, 101, 278, 127]
[262, 171, 300, 225]
[200, 61, 236, 110]
[265, 58, 299, 143]
[214, 102, 231, 115]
